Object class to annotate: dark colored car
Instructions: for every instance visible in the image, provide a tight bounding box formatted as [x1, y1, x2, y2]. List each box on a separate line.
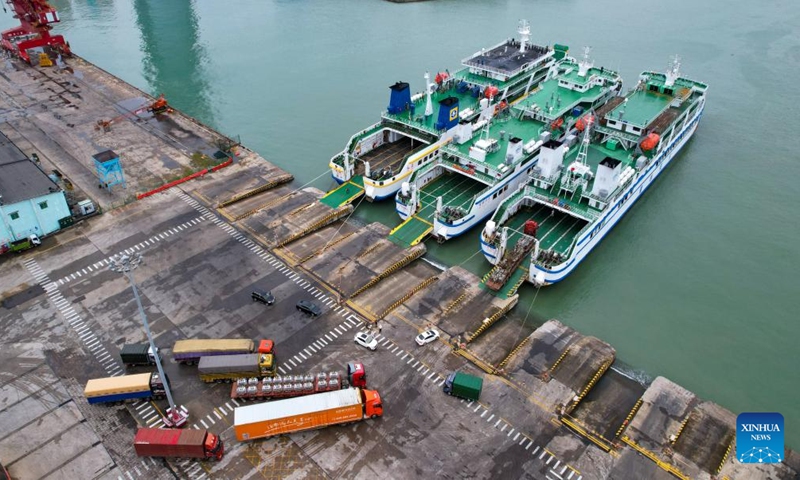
[252, 289, 274, 305]
[296, 300, 322, 316]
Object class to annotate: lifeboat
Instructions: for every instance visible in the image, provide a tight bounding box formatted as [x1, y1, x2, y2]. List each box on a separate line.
[484, 86, 499, 99]
[435, 71, 450, 84]
[575, 114, 595, 132]
[640, 133, 660, 151]
[550, 117, 564, 130]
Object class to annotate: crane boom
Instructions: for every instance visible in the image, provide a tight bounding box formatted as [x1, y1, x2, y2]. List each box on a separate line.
[1, 0, 70, 63]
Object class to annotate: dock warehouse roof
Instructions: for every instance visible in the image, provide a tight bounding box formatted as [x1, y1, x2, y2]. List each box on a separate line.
[0, 132, 60, 205]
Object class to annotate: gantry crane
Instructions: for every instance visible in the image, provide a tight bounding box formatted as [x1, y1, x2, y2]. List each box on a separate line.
[1, 0, 70, 63]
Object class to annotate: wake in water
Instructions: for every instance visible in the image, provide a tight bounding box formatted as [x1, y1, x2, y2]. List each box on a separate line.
[611, 365, 653, 387]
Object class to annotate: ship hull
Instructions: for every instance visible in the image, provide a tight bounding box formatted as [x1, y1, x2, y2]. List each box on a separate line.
[522, 105, 703, 286]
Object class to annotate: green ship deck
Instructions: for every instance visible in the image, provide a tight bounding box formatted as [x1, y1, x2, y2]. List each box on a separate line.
[608, 90, 672, 128]
[388, 170, 486, 246]
[502, 205, 587, 255]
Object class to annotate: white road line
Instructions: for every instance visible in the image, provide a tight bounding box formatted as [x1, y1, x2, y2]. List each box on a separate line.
[546, 456, 553, 465]
[525, 441, 533, 450]
[380, 338, 390, 346]
[408, 358, 416, 365]
[289, 359, 297, 367]
[513, 432, 520, 441]
[507, 428, 515, 436]
[324, 334, 334, 342]
[494, 419, 502, 428]
[427, 372, 436, 380]
[293, 356, 302, 364]
[567, 471, 574, 479]
[417, 364, 426, 372]
[200, 419, 208, 429]
[480, 410, 488, 418]
[214, 410, 222, 420]
[539, 450, 546, 460]
[278, 366, 286, 374]
[532, 446, 540, 455]
[230, 398, 239, 406]
[474, 404, 482, 412]
[334, 327, 343, 335]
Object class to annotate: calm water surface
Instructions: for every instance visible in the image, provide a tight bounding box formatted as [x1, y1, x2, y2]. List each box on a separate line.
[4, 0, 798, 447]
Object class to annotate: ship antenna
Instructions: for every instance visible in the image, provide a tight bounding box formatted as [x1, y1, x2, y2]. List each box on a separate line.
[424, 71, 433, 117]
[517, 19, 530, 53]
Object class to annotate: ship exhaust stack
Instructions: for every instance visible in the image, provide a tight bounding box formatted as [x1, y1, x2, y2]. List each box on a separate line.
[388, 82, 412, 114]
[538, 140, 567, 180]
[435, 97, 460, 131]
[506, 137, 524, 164]
[592, 157, 622, 199]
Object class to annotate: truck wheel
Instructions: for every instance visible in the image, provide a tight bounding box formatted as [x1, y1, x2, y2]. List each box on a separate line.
[370, 414, 379, 419]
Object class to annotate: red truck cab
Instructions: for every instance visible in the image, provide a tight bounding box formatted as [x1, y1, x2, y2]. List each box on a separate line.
[347, 362, 366, 388]
[258, 339, 274, 354]
[205, 432, 224, 460]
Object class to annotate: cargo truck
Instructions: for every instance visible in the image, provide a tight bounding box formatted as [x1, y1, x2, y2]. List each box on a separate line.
[133, 427, 224, 460]
[198, 353, 276, 383]
[120, 343, 159, 367]
[231, 362, 367, 401]
[84, 372, 166, 404]
[443, 371, 482, 401]
[234, 387, 383, 441]
[172, 338, 273, 365]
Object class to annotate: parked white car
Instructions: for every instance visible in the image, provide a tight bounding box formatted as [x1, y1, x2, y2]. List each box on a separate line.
[354, 332, 378, 351]
[415, 329, 440, 346]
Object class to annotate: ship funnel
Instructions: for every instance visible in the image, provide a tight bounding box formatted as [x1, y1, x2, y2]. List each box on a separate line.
[401, 182, 410, 196]
[388, 82, 411, 114]
[435, 97, 459, 131]
[506, 137, 523, 164]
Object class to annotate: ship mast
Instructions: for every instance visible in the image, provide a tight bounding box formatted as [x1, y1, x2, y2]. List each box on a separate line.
[517, 20, 530, 53]
[665, 55, 681, 87]
[424, 71, 433, 117]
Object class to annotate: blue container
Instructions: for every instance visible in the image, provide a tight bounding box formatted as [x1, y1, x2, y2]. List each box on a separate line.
[572, 106, 584, 116]
[456, 81, 468, 93]
[471, 85, 481, 98]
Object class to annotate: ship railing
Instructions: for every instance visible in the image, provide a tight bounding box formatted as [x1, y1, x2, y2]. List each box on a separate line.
[441, 156, 500, 187]
[526, 187, 600, 222]
[381, 112, 440, 136]
[344, 122, 384, 155]
[440, 147, 506, 182]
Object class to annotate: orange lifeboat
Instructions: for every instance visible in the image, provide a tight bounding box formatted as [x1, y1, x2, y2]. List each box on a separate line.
[640, 133, 660, 151]
[484, 86, 500, 99]
[575, 114, 595, 132]
[435, 71, 450, 84]
[550, 117, 564, 130]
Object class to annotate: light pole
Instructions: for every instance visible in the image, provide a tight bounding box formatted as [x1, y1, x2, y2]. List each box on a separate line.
[109, 253, 188, 427]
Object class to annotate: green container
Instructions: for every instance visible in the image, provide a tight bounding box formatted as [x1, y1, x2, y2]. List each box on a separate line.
[606, 138, 619, 151]
[443, 371, 482, 401]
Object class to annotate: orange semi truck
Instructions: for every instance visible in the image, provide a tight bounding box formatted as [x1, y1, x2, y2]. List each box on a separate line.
[234, 387, 382, 441]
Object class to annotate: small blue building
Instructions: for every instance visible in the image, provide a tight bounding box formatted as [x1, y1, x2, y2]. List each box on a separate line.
[0, 132, 71, 251]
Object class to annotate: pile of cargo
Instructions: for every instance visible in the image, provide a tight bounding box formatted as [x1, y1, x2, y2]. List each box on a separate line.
[233, 372, 341, 400]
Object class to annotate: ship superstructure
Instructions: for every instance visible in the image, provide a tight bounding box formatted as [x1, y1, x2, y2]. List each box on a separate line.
[480, 57, 707, 287]
[328, 21, 559, 202]
[390, 47, 622, 246]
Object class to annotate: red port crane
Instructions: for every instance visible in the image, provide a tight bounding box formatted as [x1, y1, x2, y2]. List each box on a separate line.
[1, 0, 70, 63]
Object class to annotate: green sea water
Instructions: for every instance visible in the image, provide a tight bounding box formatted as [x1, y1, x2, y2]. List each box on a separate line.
[3, 0, 798, 447]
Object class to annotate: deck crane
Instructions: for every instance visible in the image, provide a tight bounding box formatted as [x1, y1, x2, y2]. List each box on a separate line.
[1, 0, 70, 64]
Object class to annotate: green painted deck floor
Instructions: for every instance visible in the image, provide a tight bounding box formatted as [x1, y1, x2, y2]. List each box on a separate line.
[321, 176, 364, 208]
[503, 204, 587, 255]
[416, 171, 487, 221]
[609, 89, 671, 128]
